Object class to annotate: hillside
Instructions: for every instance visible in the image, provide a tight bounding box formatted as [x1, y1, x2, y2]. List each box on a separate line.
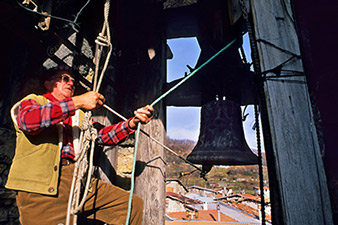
[165, 137, 269, 195]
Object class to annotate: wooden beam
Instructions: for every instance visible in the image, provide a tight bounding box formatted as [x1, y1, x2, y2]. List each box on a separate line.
[250, 0, 333, 224]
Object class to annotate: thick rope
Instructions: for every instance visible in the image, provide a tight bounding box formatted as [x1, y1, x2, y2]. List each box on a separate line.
[72, 112, 97, 217]
[94, 0, 112, 92]
[66, 1, 111, 224]
[66, 111, 97, 225]
[125, 38, 237, 225]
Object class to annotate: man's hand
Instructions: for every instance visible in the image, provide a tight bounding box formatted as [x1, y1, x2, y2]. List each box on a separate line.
[72, 91, 105, 110]
[129, 105, 154, 129]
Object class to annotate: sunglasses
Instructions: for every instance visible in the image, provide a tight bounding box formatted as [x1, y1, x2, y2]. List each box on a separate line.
[60, 74, 76, 85]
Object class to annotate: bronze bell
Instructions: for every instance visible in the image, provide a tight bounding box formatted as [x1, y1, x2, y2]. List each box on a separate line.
[186, 99, 259, 169]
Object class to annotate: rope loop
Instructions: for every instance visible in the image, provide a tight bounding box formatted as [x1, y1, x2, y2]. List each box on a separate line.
[90, 127, 98, 141]
[95, 33, 111, 47]
[66, 1, 111, 224]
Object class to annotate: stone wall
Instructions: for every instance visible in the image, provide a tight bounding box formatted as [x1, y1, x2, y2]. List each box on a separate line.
[0, 128, 19, 224]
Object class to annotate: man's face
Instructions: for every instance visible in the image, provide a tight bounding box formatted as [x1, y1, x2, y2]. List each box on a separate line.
[50, 74, 76, 100]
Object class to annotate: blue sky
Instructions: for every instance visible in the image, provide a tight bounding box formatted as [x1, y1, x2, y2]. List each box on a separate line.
[166, 34, 261, 150]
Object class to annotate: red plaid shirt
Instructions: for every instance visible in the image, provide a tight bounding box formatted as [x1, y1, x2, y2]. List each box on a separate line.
[16, 93, 135, 160]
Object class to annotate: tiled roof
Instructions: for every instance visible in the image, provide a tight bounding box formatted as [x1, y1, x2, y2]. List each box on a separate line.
[241, 194, 260, 201]
[167, 191, 203, 204]
[239, 194, 270, 204]
[167, 210, 238, 222]
[215, 194, 242, 201]
[229, 202, 272, 222]
[216, 194, 270, 204]
[166, 221, 252, 225]
[185, 193, 216, 203]
[188, 186, 218, 193]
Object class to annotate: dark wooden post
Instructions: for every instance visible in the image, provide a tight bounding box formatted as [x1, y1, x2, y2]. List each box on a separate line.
[133, 39, 167, 225]
[136, 117, 166, 225]
[250, 0, 333, 224]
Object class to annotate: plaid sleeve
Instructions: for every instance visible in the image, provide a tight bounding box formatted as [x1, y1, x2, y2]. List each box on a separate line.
[17, 98, 75, 134]
[96, 118, 135, 145]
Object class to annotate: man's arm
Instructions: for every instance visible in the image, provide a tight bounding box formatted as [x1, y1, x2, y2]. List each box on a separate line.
[96, 118, 135, 145]
[96, 105, 154, 145]
[17, 98, 75, 134]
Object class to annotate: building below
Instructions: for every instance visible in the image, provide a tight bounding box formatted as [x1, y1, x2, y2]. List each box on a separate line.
[166, 180, 271, 224]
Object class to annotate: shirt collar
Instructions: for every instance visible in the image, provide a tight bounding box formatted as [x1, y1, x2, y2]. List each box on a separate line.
[43, 92, 59, 102]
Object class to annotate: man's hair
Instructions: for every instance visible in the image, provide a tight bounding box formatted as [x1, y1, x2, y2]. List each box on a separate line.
[40, 67, 76, 86]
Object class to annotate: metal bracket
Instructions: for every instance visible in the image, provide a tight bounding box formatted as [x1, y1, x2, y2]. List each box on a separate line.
[37, 11, 51, 31]
[22, 0, 51, 31]
[22, 0, 38, 12]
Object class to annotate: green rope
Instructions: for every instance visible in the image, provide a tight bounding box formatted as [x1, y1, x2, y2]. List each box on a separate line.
[125, 124, 141, 225]
[125, 38, 236, 225]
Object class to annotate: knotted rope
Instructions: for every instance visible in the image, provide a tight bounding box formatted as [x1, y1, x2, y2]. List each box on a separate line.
[93, 0, 112, 93]
[66, 112, 97, 224]
[66, 1, 112, 224]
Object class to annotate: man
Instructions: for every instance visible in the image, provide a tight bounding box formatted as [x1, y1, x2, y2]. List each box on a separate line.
[7, 69, 153, 225]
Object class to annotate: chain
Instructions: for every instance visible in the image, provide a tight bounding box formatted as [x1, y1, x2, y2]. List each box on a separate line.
[239, 1, 266, 224]
[239, 0, 261, 75]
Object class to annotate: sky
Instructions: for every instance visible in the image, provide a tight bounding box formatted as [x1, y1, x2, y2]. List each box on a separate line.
[166, 34, 261, 150]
